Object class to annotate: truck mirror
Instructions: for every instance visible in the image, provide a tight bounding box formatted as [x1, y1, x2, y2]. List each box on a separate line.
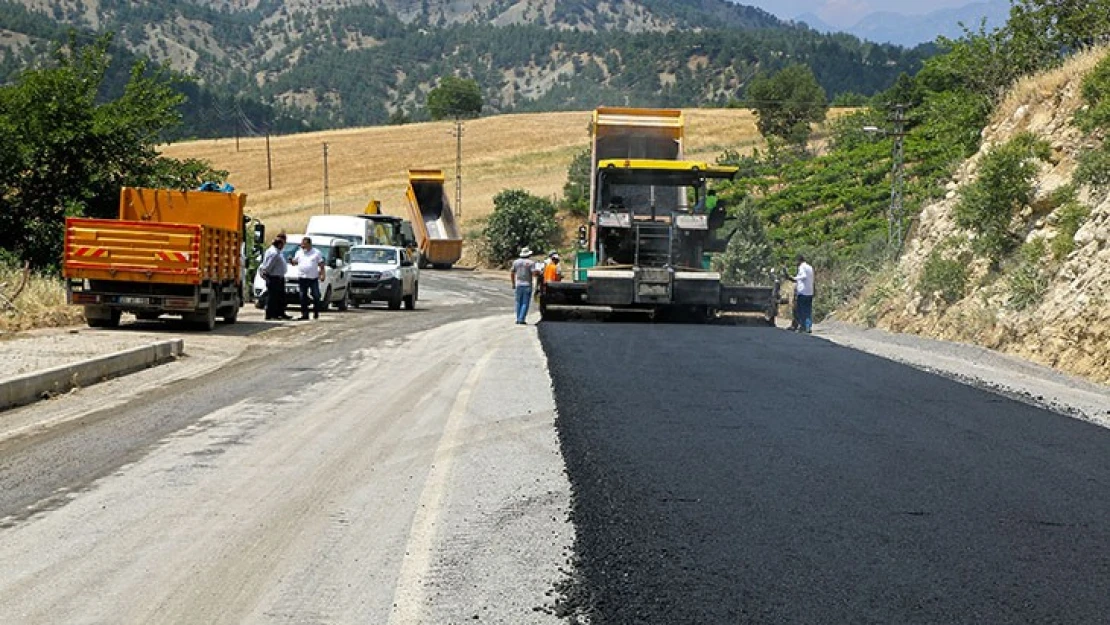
[253, 223, 266, 246]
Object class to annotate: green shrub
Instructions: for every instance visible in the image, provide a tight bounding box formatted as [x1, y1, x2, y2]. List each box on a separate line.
[559, 148, 591, 217]
[713, 199, 774, 285]
[954, 133, 1050, 264]
[1075, 143, 1110, 189]
[917, 248, 969, 305]
[481, 189, 558, 266]
[1074, 53, 1110, 132]
[1007, 239, 1048, 310]
[1051, 198, 1091, 260]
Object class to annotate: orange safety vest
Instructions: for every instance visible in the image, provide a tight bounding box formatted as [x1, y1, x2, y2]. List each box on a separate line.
[543, 261, 561, 283]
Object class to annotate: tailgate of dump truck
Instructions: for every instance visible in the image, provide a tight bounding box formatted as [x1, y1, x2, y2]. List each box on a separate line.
[63, 218, 238, 285]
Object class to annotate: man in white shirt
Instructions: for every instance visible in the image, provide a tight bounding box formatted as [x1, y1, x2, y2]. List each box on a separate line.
[784, 254, 815, 333]
[291, 236, 326, 320]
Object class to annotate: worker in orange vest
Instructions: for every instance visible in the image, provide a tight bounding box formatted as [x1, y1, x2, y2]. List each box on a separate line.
[543, 252, 562, 285]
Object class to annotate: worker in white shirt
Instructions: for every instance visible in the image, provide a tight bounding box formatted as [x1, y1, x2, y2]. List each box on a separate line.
[290, 236, 326, 320]
[784, 253, 815, 333]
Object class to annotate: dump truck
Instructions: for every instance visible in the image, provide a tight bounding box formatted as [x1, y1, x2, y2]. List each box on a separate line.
[541, 107, 779, 323]
[63, 187, 248, 330]
[404, 169, 463, 269]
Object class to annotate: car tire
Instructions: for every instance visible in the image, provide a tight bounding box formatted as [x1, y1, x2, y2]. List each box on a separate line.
[388, 289, 402, 310]
[86, 307, 121, 328]
[337, 289, 349, 311]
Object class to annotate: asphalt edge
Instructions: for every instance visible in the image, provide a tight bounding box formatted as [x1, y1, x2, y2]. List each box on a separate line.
[0, 340, 185, 412]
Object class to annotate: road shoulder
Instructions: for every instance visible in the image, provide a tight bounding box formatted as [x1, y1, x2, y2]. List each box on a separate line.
[816, 320, 1110, 427]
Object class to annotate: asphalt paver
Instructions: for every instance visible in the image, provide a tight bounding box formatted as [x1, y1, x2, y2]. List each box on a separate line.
[540, 322, 1110, 624]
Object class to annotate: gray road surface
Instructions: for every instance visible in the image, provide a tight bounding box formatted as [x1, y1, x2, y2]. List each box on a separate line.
[0, 272, 570, 624]
[541, 322, 1110, 625]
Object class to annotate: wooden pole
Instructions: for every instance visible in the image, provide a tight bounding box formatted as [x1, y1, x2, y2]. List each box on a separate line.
[265, 131, 273, 191]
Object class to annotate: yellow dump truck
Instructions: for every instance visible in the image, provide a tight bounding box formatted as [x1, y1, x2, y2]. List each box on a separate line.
[63, 187, 247, 330]
[404, 169, 463, 269]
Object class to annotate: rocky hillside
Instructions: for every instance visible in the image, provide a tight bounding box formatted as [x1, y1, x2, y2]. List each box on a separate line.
[0, 0, 928, 134]
[848, 49, 1110, 383]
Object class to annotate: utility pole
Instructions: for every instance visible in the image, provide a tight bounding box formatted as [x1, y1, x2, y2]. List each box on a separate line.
[889, 104, 907, 253]
[864, 106, 909, 255]
[323, 142, 331, 214]
[265, 129, 273, 191]
[452, 118, 464, 218]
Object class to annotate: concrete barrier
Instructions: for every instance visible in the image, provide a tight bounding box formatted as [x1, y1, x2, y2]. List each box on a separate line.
[0, 339, 185, 411]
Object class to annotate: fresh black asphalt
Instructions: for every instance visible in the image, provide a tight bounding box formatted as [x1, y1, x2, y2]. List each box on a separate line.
[540, 323, 1110, 624]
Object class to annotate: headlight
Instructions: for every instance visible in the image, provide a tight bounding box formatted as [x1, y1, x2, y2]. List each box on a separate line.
[380, 269, 397, 280]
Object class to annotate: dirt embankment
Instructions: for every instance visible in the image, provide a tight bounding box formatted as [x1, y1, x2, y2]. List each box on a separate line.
[845, 49, 1110, 384]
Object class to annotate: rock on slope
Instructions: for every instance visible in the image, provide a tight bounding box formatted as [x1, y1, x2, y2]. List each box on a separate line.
[850, 48, 1110, 384]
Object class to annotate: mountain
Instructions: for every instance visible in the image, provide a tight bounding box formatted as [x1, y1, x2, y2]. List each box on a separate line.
[796, 0, 1011, 47]
[850, 1, 1011, 46]
[0, 0, 932, 136]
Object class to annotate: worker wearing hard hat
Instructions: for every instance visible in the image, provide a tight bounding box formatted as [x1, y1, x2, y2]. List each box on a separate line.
[543, 252, 562, 284]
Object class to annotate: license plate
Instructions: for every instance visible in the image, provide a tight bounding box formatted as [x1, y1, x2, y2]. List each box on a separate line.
[352, 288, 371, 294]
[119, 296, 148, 305]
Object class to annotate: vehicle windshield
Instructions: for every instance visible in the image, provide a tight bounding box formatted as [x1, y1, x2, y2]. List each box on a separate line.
[350, 247, 397, 264]
[315, 233, 362, 245]
[282, 245, 331, 261]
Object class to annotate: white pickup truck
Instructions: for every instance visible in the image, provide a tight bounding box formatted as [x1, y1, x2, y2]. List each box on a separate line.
[347, 245, 419, 310]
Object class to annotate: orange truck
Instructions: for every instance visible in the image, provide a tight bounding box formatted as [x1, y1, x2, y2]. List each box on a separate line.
[404, 168, 463, 269]
[63, 187, 247, 330]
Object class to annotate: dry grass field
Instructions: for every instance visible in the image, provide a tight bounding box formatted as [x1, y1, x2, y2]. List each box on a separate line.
[161, 109, 768, 235]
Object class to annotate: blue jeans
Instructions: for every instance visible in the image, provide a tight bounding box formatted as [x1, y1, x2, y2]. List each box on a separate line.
[298, 278, 322, 317]
[796, 294, 813, 332]
[515, 285, 533, 322]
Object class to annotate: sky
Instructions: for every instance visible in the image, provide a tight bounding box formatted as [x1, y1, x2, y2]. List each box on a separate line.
[740, 0, 981, 27]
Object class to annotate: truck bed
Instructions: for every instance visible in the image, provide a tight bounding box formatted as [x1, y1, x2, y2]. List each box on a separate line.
[63, 218, 240, 285]
[405, 169, 463, 267]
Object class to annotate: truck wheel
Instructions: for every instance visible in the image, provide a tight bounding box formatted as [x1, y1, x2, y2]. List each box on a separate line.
[388, 290, 402, 310]
[255, 292, 267, 310]
[192, 303, 217, 331]
[336, 289, 349, 311]
[221, 304, 239, 324]
[86, 307, 121, 328]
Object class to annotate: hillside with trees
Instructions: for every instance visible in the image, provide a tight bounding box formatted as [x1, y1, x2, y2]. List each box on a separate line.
[704, 0, 1109, 382]
[0, 0, 930, 135]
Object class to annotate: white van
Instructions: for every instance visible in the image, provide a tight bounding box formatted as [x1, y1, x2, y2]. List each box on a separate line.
[253, 234, 352, 311]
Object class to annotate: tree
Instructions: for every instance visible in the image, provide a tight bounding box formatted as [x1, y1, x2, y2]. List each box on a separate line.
[1008, 0, 1110, 56]
[482, 189, 558, 266]
[426, 75, 482, 120]
[745, 64, 828, 148]
[559, 148, 591, 216]
[0, 33, 227, 269]
[712, 197, 774, 285]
